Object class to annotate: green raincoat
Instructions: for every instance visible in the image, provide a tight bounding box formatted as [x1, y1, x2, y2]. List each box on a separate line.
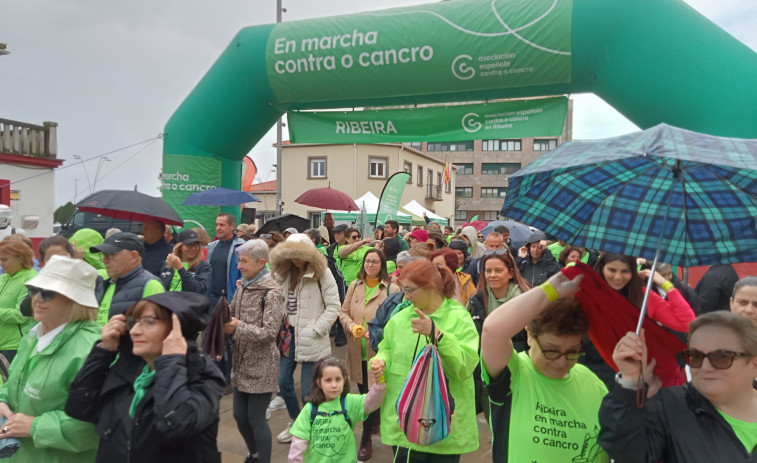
[0, 268, 37, 351]
[373, 297, 480, 455]
[0, 321, 101, 462]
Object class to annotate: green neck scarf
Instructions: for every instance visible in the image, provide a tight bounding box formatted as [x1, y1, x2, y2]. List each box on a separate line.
[486, 282, 522, 313]
[129, 364, 156, 418]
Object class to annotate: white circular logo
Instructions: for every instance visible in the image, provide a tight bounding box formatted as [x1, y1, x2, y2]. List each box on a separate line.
[452, 54, 475, 80]
[462, 113, 482, 133]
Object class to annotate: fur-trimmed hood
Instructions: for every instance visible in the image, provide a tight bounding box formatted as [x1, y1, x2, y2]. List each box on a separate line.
[269, 241, 327, 279]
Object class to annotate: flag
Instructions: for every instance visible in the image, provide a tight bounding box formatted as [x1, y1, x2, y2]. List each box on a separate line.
[443, 157, 451, 185]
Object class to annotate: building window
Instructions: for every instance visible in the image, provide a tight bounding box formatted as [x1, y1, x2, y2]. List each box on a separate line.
[437, 172, 442, 188]
[403, 161, 413, 184]
[417, 165, 423, 186]
[309, 212, 322, 228]
[481, 163, 521, 175]
[484, 211, 499, 221]
[455, 187, 473, 198]
[369, 157, 387, 178]
[455, 210, 467, 221]
[457, 163, 473, 175]
[309, 157, 326, 178]
[482, 139, 522, 151]
[534, 139, 558, 151]
[405, 142, 423, 150]
[427, 141, 474, 151]
[481, 187, 508, 199]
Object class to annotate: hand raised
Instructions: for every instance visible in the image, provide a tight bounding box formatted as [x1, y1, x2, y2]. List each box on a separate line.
[411, 308, 433, 338]
[166, 253, 183, 270]
[100, 314, 127, 351]
[545, 271, 584, 299]
[162, 313, 187, 356]
[612, 330, 646, 381]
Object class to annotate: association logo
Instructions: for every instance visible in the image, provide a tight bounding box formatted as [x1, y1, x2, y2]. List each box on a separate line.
[462, 113, 482, 133]
[451, 54, 475, 80]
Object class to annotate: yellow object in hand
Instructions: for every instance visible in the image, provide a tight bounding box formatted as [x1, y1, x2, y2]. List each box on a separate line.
[352, 324, 365, 339]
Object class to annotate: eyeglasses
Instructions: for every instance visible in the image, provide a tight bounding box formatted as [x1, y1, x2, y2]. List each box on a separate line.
[682, 348, 753, 369]
[535, 337, 584, 360]
[401, 285, 420, 295]
[28, 286, 58, 302]
[484, 249, 509, 256]
[127, 316, 161, 331]
[364, 260, 381, 265]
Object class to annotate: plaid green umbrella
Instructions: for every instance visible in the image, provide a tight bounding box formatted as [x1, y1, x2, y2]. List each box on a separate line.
[502, 123, 757, 268]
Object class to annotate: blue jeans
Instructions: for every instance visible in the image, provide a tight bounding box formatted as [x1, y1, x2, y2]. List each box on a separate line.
[278, 326, 315, 420]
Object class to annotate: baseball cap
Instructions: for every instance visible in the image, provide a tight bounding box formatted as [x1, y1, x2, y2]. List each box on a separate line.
[284, 227, 299, 235]
[333, 224, 348, 233]
[90, 232, 145, 256]
[177, 229, 200, 245]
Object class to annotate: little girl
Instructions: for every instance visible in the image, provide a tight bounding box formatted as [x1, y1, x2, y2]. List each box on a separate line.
[288, 357, 386, 463]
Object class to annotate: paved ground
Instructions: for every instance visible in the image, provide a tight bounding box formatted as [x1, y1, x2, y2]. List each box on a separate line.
[218, 339, 493, 463]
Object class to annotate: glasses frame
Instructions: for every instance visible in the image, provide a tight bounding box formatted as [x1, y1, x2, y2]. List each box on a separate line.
[126, 315, 162, 331]
[483, 249, 509, 256]
[682, 348, 753, 369]
[534, 337, 585, 361]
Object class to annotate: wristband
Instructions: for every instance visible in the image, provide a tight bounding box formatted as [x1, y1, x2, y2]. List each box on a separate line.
[661, 281, 675, 292]
[539, 281, 559, 302]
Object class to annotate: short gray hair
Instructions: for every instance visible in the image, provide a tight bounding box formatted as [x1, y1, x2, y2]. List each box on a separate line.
[304, 228, 322, 245]
[237, 239, 269, 261]
[396, 251, 423, 265]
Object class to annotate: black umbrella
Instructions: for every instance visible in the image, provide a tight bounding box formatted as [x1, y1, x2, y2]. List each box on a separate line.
[256, 213, 309, 235]
[76, 190, 183, 226]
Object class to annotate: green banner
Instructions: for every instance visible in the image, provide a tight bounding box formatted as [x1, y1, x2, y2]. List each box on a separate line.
[376, 172, 412, 226]
[288, 97, 567, 143]
[266, 0, 572, 104]
[161, 154, 222, 233]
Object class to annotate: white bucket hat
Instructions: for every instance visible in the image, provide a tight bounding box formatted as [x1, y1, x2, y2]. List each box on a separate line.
[25, 255, 98, 308]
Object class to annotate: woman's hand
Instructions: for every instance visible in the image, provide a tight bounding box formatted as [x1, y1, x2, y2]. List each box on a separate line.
[613, 330, 646, 381]
[100, 314, 127, 351]
[638, 269, 668, 287]
[0, 402, 13, 420]
[1, 412, 34, 438]
[370, 359, 385, 382]
[518, 246, 528, 258]
[224, 317, 239, 335]
[545, 271, 584, 299]
[165, 253, 183, 270]
[162, 313, 187, 356]
[411, 308, 433, 337]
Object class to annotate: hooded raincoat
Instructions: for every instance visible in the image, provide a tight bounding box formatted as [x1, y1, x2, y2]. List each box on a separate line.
[0, 267, 37, 352]
[373, 297, 480, 455]
[69, 229, 106, 273]
[0, 320, 101, 462]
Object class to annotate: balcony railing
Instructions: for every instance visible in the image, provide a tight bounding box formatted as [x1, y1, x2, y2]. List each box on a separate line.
[0, 118, 58, 159]
[426, 183, 443, 200]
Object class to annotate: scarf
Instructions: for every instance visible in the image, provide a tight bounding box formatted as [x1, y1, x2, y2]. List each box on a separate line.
[486, 282, 522, 313]
[129, 364, 156, 418]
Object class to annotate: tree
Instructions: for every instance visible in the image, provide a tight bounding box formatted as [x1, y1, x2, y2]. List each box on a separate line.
[54, 202, 76, 224]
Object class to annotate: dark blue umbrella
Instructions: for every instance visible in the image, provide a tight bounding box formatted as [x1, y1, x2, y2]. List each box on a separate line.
[502, 123, 757, 333]
[182, 187, 260, 206]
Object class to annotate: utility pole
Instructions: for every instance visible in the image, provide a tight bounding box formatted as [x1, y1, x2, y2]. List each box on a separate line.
[275, 0, 285, 215]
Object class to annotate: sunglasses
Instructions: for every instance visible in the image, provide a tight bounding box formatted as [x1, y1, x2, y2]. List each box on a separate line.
[28, 286, 58, 302]
[350, 235, 360, 240]
[682, 348, 753, 369]
[484, 249, 509, 256]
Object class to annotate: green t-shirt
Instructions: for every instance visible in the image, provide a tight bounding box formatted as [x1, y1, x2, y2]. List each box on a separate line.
[338, 246, 370, 287]
[290, 393, 368, 463]
[168, 263, 190, 292]
[483, 350, 609, 463]
[97, 279, 166, 325]
[717, 409, 757, 452]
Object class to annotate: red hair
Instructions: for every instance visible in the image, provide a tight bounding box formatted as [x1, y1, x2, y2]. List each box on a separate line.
[430, 248, 459, 273]
[401, 259, 456, 298]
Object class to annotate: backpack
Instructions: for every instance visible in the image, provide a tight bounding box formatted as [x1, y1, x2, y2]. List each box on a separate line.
[324, 249, 347, 303]
[309, 395, 352, 427]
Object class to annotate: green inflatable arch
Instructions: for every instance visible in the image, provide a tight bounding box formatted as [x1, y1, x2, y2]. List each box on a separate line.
[163, 0, 757, 229]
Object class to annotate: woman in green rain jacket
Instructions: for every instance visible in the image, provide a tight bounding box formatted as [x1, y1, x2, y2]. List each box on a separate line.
[0, 240, 38, 361]
[371, 259, 480, 461]
[0, 255, 101, 462]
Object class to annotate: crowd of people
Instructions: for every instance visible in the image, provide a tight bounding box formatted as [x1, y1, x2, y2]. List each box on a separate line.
[0, 210, 755, 463]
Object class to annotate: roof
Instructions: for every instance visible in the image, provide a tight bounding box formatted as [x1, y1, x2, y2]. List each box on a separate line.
[249, 180, 276, 192]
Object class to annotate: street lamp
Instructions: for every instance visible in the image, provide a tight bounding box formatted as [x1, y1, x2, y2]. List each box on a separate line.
[93, 157, 111, 192]
[72, 155, 92, 194]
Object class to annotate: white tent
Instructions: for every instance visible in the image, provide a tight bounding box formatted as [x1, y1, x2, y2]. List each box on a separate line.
[326, 192, 412, 223]
[401, 200, 448, 224]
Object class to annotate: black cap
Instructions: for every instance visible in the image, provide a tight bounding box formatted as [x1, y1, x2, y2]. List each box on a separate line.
[177, 229, 200, 245]
[90, 232, 145, 257]
[143, 291, 210, 338]
[333, 224, 348, 233]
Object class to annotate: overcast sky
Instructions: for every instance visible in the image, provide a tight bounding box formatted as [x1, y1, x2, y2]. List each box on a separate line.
[2, 0, 755, 207]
